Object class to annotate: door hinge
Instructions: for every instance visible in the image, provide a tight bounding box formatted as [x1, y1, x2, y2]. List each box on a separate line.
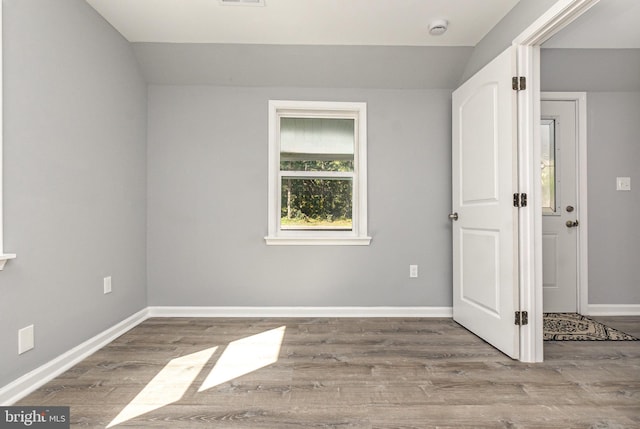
[512, 76, 526, 91]
[513, 193, 528, 208]
[515, 311, 529, 326]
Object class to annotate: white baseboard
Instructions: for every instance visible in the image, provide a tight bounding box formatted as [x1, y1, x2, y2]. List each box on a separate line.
[0, 308, 148, 406]
[586, 304, 640, 316]
[147, 306, 453, 318]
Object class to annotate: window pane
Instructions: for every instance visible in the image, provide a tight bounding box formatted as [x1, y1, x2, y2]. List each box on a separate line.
[280, 177, 352, 230]
[280, 159, 354, 172]
[280, 117, 355, 161]
[541, 119, 557, 214]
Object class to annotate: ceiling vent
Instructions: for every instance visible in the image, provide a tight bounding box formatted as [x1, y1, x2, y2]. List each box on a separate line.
[220, 0, 265, 6]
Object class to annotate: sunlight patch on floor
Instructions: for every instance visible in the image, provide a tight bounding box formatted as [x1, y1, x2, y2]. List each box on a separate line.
[106, 346, 217, 428]
[107, 325, 288, 427]
[198, 326, 286, 392]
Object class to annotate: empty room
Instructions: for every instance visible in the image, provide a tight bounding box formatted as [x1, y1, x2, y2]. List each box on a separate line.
[1, 0, 639, 427]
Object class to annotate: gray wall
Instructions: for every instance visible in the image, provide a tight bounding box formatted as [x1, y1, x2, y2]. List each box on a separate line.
[147, 86, 452, 306]
[541, 49, 640, 92]
[461, 0, 559, 83]
[132, 43, 473, 89]
[0, 0, 147, 387]
[541, 49, 640, 305]
[585, 92, 640, 304]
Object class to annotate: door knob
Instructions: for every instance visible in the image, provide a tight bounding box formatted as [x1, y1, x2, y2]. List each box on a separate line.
[565, 220, 579, 228]
[449, 212, 459, 221]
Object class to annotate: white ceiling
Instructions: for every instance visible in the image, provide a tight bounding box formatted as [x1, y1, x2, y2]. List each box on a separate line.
[544, 0, 640, 48]
[85, 0, 520, 46]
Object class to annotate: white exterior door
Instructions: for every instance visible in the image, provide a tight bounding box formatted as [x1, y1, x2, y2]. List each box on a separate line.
[541, 99, 579, 313]
[452, 47, 520, 359]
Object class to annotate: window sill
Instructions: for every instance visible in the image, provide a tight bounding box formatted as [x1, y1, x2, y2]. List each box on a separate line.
[0, 253, 16, 270]
[265, 236, 372, 246]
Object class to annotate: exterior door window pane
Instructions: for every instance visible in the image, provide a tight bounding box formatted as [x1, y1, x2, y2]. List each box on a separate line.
[541, 119, 559, 214]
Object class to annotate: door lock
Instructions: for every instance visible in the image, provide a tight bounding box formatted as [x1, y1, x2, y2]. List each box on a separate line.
[565, 220, 579, 228]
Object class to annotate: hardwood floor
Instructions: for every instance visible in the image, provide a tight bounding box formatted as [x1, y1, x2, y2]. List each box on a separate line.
[15, 317, 640, 428]
[591, 316, 640, 338]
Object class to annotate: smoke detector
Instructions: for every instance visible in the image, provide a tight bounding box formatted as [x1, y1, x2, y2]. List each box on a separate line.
[428, 19, 448, 36]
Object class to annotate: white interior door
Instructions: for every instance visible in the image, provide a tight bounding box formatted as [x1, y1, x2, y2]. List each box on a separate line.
[452, 47, 520, 359]
[541, 99, 578, 313]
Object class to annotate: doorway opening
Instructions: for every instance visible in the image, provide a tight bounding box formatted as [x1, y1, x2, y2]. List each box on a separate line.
[539, 93, 588, 315]
[511, 0, 601, 362]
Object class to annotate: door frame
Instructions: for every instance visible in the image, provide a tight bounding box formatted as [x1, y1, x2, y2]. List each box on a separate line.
[540, 92, 588, 315]
[512, 0, 599, 362]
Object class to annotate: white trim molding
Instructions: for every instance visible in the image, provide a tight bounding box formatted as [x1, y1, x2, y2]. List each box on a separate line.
[586, 305, 640, 316]
[513, 0, 600, 46]
[147, 306, 453, 318]
[0, 309, 148, 406]
[0, 3, 16, 270]
[515, 42, 542, 363]
[0, 254, 17, 271]
[263, 237, 371, 246]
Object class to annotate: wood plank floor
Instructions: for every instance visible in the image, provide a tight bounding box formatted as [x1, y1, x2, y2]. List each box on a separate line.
[15, 317, 640, 428]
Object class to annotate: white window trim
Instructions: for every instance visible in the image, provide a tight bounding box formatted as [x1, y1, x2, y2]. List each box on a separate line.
[265, 100, 371, 246]
[0, 3, 17, 270]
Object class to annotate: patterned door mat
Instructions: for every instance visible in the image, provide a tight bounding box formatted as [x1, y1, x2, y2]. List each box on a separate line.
[543, 313, 639, 341]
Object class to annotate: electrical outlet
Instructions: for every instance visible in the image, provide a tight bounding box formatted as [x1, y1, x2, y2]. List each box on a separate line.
[104, 276, 112, 294]
[616, 177, 631, 191]
[409, 265, 418, 278]
[18, 325, 34, 355]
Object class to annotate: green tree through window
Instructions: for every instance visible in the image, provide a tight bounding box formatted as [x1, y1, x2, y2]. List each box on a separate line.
[280, 160, 353, 228]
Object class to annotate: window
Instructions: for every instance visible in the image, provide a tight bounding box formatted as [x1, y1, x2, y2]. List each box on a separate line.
[0, 3, 16, 270]
[265, 100, 370, 245]
[541, 118, 559, 215]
